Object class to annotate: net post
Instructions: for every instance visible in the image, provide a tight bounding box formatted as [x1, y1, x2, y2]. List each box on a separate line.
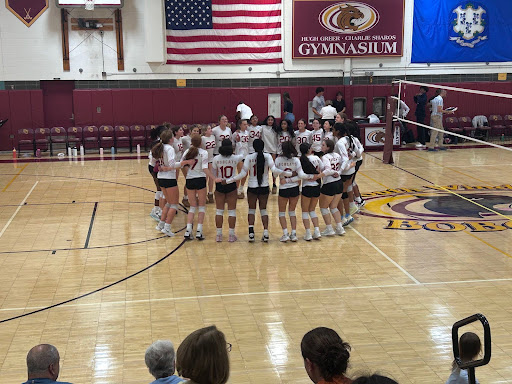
[383, 96, 395, 164]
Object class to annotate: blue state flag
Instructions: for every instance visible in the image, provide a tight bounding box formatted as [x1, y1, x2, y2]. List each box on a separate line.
[412, 0, 512, 63]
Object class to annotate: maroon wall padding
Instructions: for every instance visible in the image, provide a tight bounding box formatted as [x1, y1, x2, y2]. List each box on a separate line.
[73, 90, 93, 127]
[152, 89, 173, 124]
[112, 89, 133, 125]
[0, 91, 13, 149]
[30, 91, 45, 129]
[9, 91, 34, 149]
[209, 89, 231, 123]
[91, 90, 113, 126]
[132, 90, 154, 125]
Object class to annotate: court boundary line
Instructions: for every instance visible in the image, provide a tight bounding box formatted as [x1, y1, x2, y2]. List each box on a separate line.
[1, 164, 28, 192]
[0, 181, 38, 239]
[84, 202, 98, 249]
[2, 277, 512, 313]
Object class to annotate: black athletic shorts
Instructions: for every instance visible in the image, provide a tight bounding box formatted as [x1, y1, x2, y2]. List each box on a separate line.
[321, 180, 342, 196]
[313, 151, 324, 157]
[341, 174, 354, 182]
[149, 164, 156, 175]
[158, 178, 177, 189]
[186, 177, 207, 190]
[247, 186, 270, 196]
[279, 186, 300, 198]
[352, 160, 363, 182]
[216, 182, 237, 194]
[302, 185, 321, 198]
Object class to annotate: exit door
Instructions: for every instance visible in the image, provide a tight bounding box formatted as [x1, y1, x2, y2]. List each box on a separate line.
[41, 80, 75, 128]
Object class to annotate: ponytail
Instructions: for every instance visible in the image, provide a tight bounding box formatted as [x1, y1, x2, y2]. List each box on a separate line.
[253, 139, 265, 186]
[185, 134, 201, 160]
[299, 143, 320, 185]
[151, 129, 173, 159]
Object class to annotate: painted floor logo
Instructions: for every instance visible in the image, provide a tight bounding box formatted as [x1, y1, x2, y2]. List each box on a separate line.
[361, 184, 512, 232]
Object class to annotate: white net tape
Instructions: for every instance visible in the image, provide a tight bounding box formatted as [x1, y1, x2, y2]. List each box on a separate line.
[85, 0, 95, 10]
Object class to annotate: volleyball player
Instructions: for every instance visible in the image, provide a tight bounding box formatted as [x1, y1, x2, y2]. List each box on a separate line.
[148, 125, 166, 221]
[171, 125, 187, 208]
[212, 139, 244, 242]
[225, 139, 292, 242]
[248, 115, 262, 154]
[347, 121, 366, 208]
[319, 139, 345, 236]
[260, 115, 278, 194]
[294, 118, 312, 155]
[234, 119, 249, 199]
[212, 115, 232, 156]
[334, 123, 358, 225]
[201, 124, 216, 204]
[299, 143, 324, 240]
[275, 141, 316, 242]
[276, 119, 295, 156]
[323, 120, 335, 143]
[310, 118, 324, 157]
[181, 134, 216, 240]
[153, 130, 195, 236]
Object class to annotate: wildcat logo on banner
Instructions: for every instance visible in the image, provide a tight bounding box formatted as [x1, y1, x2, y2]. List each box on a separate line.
[6, 0, 48, 27]
[412, 0, 512, 63]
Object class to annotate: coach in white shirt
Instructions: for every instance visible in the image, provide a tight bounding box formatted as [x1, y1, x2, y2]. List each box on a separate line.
[428, 89, 453, 151]
[236, 101, 253, 120]
[320, 100, 337, 121]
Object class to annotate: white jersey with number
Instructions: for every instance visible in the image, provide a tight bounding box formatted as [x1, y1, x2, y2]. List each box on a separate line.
[172, 138, 184, 161]
[181, 148, 209, 179]
[302, 155, 324, 188]
[235, 130, 250, 156]
[335, 137, 356, 175]
[212, 126, 232, 155]
[248, 125, 262, 154]
[321, 152, 342, 184]
[274, 156, 313, 189]
[157, 144, 178, 180]
[353, 137, 364, 161]
[294, 130, 312, 154]
[212, 154, 244, 180]
[324, 131, 334, 143]
[226, 152, 290, 188]
[261, 125, 277, 154]
[311, 129, 324, 152]
[201, 135, 216, 163]
[277, 131, 292, 155]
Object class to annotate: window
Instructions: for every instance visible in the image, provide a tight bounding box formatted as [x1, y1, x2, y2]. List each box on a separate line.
[373, 97, 386, 118]
[353, 98, 366, 119]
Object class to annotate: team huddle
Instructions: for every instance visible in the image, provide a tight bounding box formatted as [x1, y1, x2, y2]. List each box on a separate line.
[147, 112, 366, 243]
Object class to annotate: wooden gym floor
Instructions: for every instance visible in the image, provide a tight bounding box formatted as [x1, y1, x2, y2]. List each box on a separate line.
[0, 148, 511, 384]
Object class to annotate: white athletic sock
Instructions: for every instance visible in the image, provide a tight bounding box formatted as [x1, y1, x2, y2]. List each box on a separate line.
[283, 228, 289, 236]
[197, 223, 203, 232]
[355, 196, 362, 203]
[164, 223, 171, 230]
[229, 228, 235, 236]
[158, 220, 165, 227]
[305, 228, 311, 236]
[326, 224, 333, 230]
[183, 196, 189, 201]
[263, 229, 269, 237]
[336, 222, 343, 230]
[216, 228, 222, 235]
[238, 186, 243, 193]
[291, 229, 296, 235]
[186, 223, 193, 232]
[314, 226, 320, 233]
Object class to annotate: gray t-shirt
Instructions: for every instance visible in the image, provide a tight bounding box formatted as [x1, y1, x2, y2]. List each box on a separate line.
[431, 95, 443, 117]
[312, 95, 325, 117]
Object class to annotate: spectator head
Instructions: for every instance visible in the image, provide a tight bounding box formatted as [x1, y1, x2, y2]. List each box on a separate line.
[238, 101, 244, 105]
[336, 91, 343, 100]
[352, 374, 399, 384]
[283, 92, 291, 100]
[145, 340, 177, 380]
[419, 86, 429, 93]
[325, 100, 333, 106]
[26, 344, 61, 381]
[176, 325, 230, 384]
[301, 327, 351, 383]
[453, 332, 481, 369]
[440, 89, 447, 97]
[335, 113, 347, 123]
[315, 87, 324, 96]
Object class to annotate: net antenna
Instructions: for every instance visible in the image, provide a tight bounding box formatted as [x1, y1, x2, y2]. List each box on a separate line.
[85, 0, 95, 10]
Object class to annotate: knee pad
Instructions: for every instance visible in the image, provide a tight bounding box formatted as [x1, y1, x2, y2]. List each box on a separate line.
[170, 204, 179, 211]
[198, 206, 206, 213]
[342, 192, 349, 199]
[260, 209, 268, 217]
[321, 208, 330, 216]
[330, 207, 339, 215]
[302, 212, 309, 220]
[347, 185, 353, 193]
[248, 209, 256, 215]
[216, 209, 224, 216]
[189, 206, 197, 213]
[309, 211, 317, 219]
[155, 192, 160, 200]
[228, 210, 236, 217]
[165, 203, 172, 208]
[279, 211, 286, 217]
[288, 211, 296, 217]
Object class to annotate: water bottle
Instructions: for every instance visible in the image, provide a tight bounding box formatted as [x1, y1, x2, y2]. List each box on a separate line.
[111, 147, 115, 155]
[100, 148, 104, 156]
[12, 148, 17, 159]
[501, 134, 505, 142]
[36, 148, 41, 158]
[80, 145, 84, 156]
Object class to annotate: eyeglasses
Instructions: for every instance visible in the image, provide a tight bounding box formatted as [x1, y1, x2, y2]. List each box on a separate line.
[227, 343, 232, 352]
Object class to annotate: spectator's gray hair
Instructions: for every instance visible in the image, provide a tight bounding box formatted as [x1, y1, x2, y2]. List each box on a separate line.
[325, 100, 333, 106]
[145, 340, 176, 379]
[27, 344, 60, 375]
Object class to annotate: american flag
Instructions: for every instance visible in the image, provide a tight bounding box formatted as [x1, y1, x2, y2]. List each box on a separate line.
[165, 0, 282, 65]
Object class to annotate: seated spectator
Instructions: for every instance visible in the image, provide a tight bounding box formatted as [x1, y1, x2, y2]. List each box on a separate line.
[301, 327, 352, 384]
[176, 325, 230, 384]
[145, 340, 183, 384]
[446, 332, 481, 384]
[352, 374, 398, 384]
[22, 344, 72, 384]
[320, 100, 338, 122]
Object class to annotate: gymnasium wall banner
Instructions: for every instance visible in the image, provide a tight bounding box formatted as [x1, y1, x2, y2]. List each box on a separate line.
[6, 0, 49, 27]
[292, 0, 405, 59]
[412, 0, 512, 63]
[364, 126, 400, 147]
